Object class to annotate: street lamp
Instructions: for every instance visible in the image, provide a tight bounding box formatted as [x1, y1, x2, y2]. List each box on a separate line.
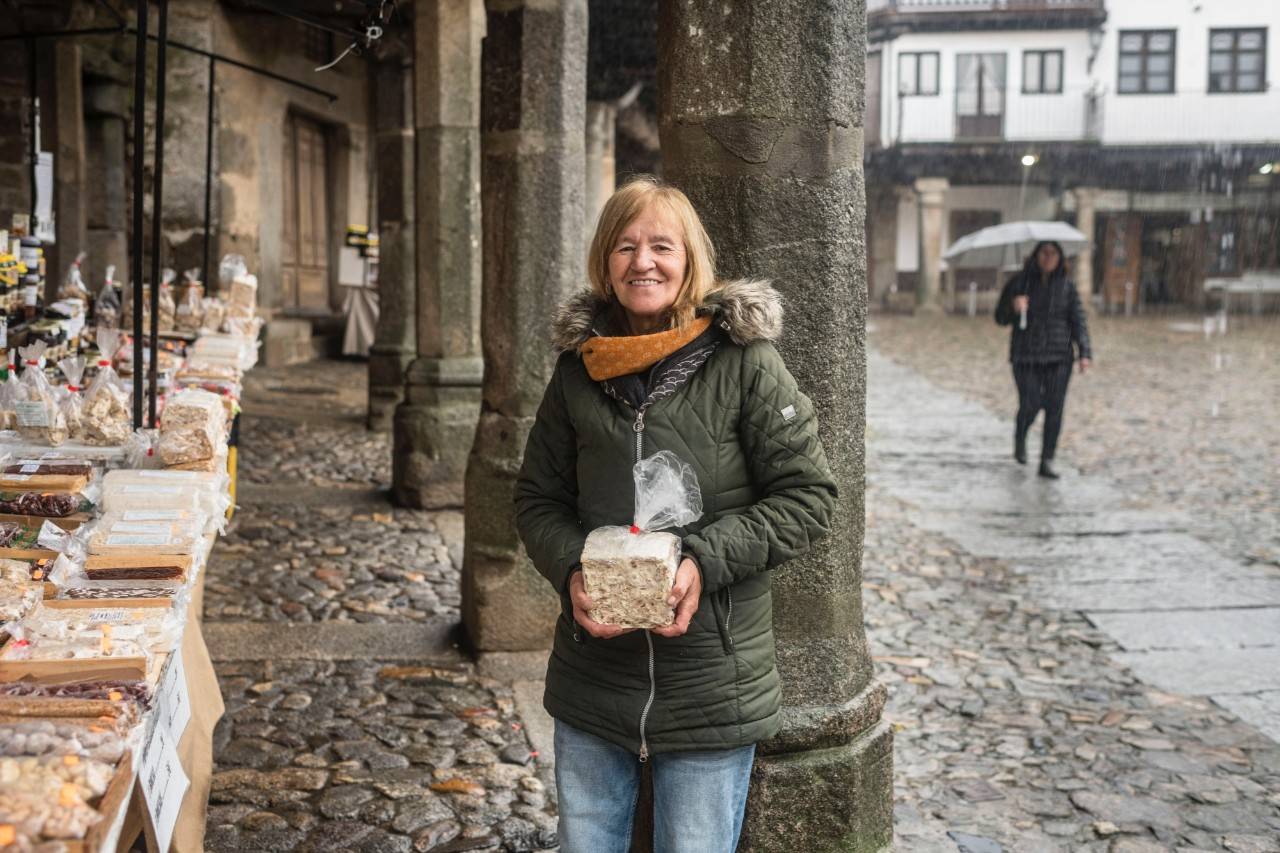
[1017, 153, 1038, 219]
[1021, 154, 1038, 167]
[1262, 163, 1275, 175]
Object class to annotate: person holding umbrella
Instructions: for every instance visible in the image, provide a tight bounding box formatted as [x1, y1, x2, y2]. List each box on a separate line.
[994, 240, 1092, 479]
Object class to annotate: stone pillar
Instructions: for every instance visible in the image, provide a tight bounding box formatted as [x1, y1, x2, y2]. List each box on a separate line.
[659, 1, 892, 850]
[584, 100, 616, 240]
[1072, 186, 1098, 308]
[53, 42, 88, 282]
[368, 57, 416, 430]
[914, 176, 948, 314]
[462, 0, 587, 651]
[84, 77, 130, 286]
[866, 186, 898, 306]
[392, 0, 485, 508]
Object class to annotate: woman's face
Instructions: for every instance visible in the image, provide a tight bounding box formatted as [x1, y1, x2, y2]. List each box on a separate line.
[1036, 244, 1061, 275]
[608, 204, 688, 334]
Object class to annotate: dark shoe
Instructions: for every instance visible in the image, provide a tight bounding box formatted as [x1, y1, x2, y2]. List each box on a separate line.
[1015, 435, 1027, 465]
[1038, 460, 1059, 479]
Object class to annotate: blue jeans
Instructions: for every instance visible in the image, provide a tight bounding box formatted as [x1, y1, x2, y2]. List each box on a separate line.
[554, 720, 756, 853]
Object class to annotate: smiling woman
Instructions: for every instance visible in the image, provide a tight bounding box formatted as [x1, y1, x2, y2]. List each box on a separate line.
[515, 175, 839, 852]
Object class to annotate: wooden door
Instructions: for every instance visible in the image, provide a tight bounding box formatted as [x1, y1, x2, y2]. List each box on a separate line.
[282, 114, 330, 311]
[1101, 214, 1143, 311]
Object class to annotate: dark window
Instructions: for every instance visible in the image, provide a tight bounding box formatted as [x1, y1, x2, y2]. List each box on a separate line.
[1118, 30, 1176, 94]
[302, 24, 333, 67]
[1209, 28, 1267, 93]
[899, 52, 940, 96]
[1023, 50, 1064, 94]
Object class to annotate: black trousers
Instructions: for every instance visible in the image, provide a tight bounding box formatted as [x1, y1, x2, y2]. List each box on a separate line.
[1013, 361, 1073, 461]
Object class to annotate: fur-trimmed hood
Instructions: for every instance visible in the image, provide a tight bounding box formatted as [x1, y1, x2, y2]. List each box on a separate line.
[551, 278, 783, 353]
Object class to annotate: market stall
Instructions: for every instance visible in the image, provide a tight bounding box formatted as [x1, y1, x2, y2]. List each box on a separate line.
[0, 253, 259, 851]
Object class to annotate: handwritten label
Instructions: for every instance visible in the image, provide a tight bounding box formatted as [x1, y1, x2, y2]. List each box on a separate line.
[105, 533, 171, 546]
[123, 510, 183, 521]
[138, 708, 189, 853]
[121, 485, 182, 495]
[109, 521, 173, 534]
[13, 402, 49, 429]
[19, 464, 38, 474]
[154, 652, 192, 743]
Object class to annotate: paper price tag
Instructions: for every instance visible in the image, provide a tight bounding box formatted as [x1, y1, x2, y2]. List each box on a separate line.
[18, 464, 39, 474]
[110, 521, 173, 534]
[121, 485, 182, 495]
[138, 709, 189, 853]
[123, 510, 183, 521]
[139, 471, 200, 481]
[105, 533, 171, 546]
[154, 652, 192, 743]
[14, 401, 50, 428]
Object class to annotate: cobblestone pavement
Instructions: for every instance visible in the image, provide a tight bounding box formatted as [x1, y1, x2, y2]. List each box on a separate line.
[869, 313, 1280, 568]
[868, 315, 1280, 851]
[204, 362, 556, 852]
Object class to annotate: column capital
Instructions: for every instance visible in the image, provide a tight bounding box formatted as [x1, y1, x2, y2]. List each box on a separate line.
[914, 176, 949, 204]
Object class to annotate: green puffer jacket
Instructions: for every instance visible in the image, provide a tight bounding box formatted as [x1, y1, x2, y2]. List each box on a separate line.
[514, 278, 837, 757]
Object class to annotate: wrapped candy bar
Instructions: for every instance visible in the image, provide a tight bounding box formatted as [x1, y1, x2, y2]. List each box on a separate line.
[0, 561, 42, 624]
[0, 493, 80, 519]
[0, 720, 126, 761]
[100, 469, 228, 519]
[580, 451, 703, 629]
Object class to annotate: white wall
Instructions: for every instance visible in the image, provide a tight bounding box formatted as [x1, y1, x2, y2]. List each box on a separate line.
[1095, 0, 1280, 145]
[878, 30, 1095, 146]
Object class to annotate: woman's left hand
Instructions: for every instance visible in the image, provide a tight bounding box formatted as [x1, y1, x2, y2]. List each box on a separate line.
[651, 558, 702, 638]
[1079, 357, 1091, 374]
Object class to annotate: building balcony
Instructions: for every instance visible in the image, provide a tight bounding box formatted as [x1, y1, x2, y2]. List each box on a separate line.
[868, 0, 1107, 39]
[874, 86, 1103, 149]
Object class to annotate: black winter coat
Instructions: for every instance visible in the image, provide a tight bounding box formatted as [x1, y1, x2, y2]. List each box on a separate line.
[995, 270, 1092, 364]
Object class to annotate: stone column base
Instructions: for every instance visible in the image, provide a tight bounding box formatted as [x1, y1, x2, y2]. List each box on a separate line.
[367, 346, 413, 431]
[462, 410, 560, 652]
[741, 720, 894, 853]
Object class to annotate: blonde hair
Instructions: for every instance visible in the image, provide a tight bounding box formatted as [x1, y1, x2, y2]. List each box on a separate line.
[587, 175, 717, 330]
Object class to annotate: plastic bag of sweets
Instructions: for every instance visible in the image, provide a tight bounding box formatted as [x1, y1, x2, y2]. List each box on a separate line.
[157, 269, 177, 332]
[79, 329, 130, 447]
[95, 265, 121, 329]
[13, 343, 67, 447]
[58, 252, 90, 302]
[55, 357, 86, 438]
[580, 451, 704, 629]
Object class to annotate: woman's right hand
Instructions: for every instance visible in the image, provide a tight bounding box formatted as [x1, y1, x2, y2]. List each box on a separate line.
[1012, 295, 1030, 313]
[568, 570, 635, 640]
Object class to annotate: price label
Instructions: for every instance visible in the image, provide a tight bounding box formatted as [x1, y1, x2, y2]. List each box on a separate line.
[13, 401, 50, 428]
[137, 707, 189, 853]
[154, 652, 192, 743]
[123, 510, 183, 521]
[105, 533, 171, 546]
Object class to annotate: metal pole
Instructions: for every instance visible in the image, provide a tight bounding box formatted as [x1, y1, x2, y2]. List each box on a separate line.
[27, 39, 37, 225]
[201, 54, 215, 295]
[147, 0, 168, 428]
[130, 0, 147, 430]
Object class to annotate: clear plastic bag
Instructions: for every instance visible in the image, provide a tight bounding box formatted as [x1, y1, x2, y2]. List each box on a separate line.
[580, 452, 703, 629]
[96, 264, 121, 328]
[157, 268, 177, 332]
[14, 342, 68, 446]
[124, 428, 161, 469]
[81, 328, 131, 446]
[56, 355, 86, 437]
[199, 297, 227, 334]
[176, 276, 205, 333]
[218, 254, 247, 290]
[59, 252, 91, 301]
[631, 450, 702, 532]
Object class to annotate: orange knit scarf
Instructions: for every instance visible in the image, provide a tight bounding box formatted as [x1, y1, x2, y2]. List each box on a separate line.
[580, 316, 712, 381]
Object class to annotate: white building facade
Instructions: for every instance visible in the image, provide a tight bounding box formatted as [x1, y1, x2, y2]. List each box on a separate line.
[866, 0, 1280, 312]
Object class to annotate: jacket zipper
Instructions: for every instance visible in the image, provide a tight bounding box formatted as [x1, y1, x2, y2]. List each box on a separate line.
[725, 588, 734, 650]
[632, 406, 657, 762]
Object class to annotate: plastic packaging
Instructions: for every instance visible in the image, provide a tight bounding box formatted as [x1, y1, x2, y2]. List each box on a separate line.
[96, 264, 121, 328]
[80, 329, 130, 447]
[157, 269, 177, 332]
[56, 356, 86, 437]
[124, 429, 161, 470]
[14, 342, 68, 446]
[176, 279, 205, 333]
[580, 452, 703, 629]
[217, 254, 247, 290]
[0, 559, 43, 624]
[87, 511, 203, 556]
[59, 252, 91, 301]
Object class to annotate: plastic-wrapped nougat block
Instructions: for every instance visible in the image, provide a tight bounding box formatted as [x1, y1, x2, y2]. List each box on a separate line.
[581, 527, 678, 629]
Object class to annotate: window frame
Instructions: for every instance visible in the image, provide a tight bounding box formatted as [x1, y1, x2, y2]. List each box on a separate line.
[1022, 49, 1065, 94]
[1208, 28, 1267, 94]
[1117, 29, 1177, 95]
[898, 51, 941, 97]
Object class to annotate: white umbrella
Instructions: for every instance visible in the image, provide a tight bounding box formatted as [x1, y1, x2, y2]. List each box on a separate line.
[943, 220, 1089, 269]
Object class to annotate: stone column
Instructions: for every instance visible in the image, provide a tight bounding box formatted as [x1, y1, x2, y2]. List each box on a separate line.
[84, 77, 130, 285]
[53, 42, 88, 282]
[584, 100, 616, 239]
[1072, 186, 1098, 308]
[659, 1, 892, 850]
[914, 176, 948, 314]
[392, 0, 485, 508]
[368, 57, 417, 430]
[462, 0, 587, 651]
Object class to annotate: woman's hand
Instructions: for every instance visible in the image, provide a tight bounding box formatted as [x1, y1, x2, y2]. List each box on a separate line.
[568, 570, 635, 640]
[1012, 295, 1030, 313]
[651, 558, 702, 639]
[1079, 357, 1091, 374]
